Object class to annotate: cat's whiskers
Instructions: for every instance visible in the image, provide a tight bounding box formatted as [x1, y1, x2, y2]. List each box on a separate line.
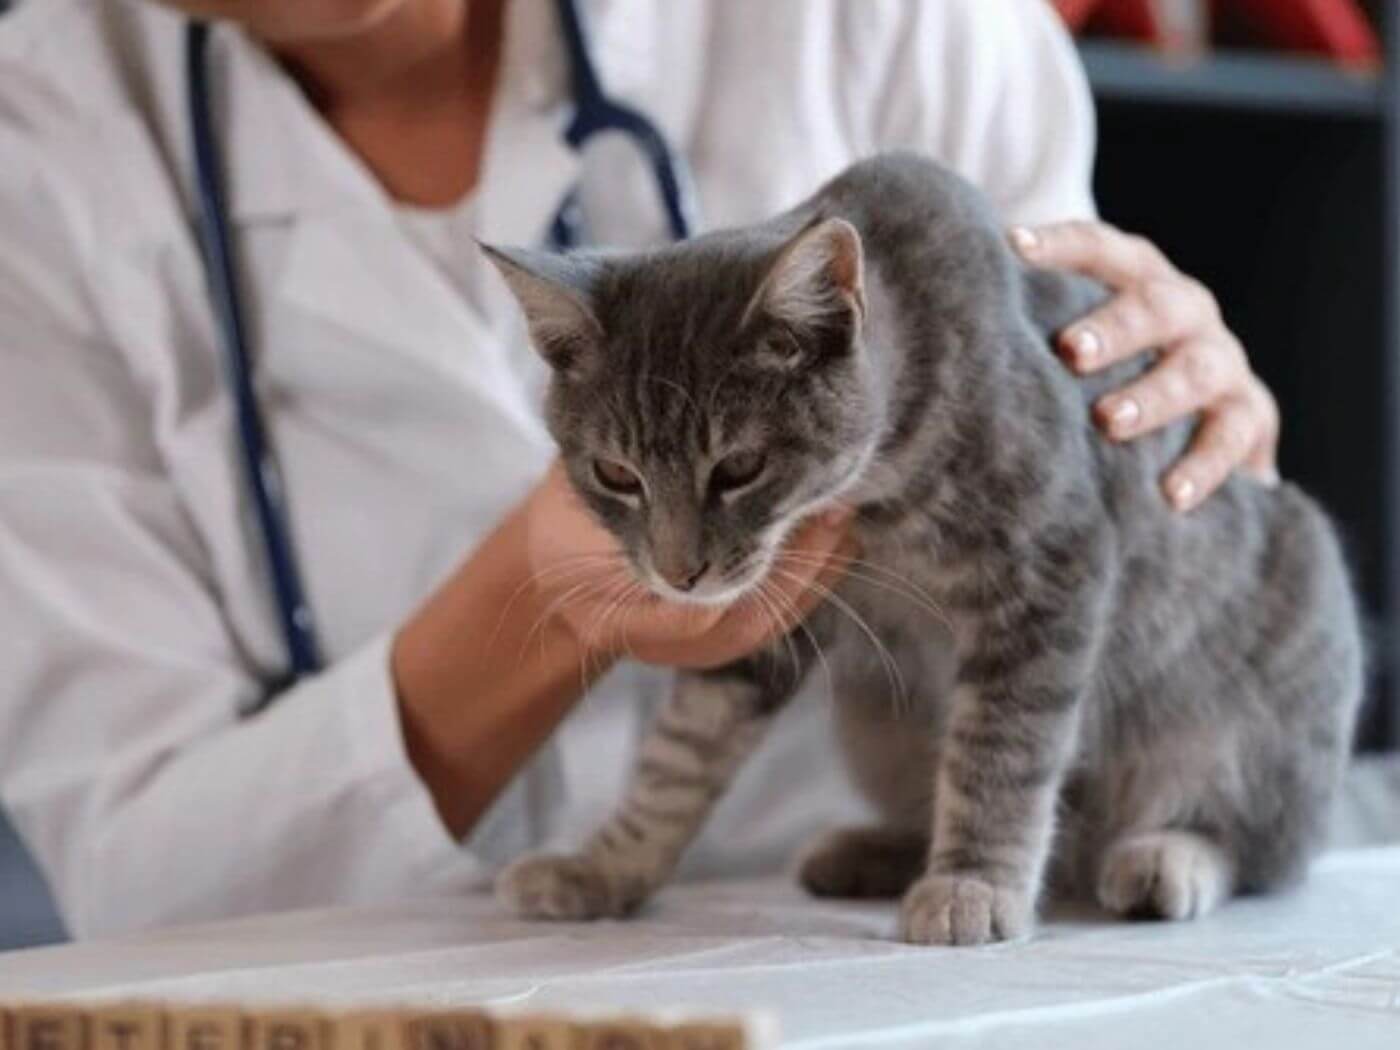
[518, 579, 594, 665]
[593, 576, 653, 663]
[519, 576, 610, 664]
[774, 551, 954, 634]
[519, 572, 635, 667]
[579, 584, 624, 679]
[590, 578, 648, 678]
[747, 579, 800, 683]
[769, 566, 908, 717]
[489, 554, 628, 654]
[757, 577, 835, 702]
[503, 562, 617, 656]
[610, 581, 651, 666]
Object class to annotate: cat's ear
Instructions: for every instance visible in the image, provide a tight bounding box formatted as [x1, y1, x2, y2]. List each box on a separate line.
[743, 217, 867, 343]
[480, 243, 603, 376]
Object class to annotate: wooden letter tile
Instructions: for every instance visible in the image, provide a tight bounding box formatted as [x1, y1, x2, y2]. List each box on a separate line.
[13, 1007, 86, 1050]
[168, 1008, 241, 1050]
[575, 1022, 661, 1050]
[247, 1012, 324, 1050]
[406, 1012, 494, 1050]
[91, 1004, 163, 1050]
[330, 1013, 409, 1050]
[494, 1017, 574, 1050]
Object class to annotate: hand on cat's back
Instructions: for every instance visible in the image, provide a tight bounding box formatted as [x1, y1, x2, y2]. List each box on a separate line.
[524, 463, 854, 669]
[1011, 220, 1280, 512]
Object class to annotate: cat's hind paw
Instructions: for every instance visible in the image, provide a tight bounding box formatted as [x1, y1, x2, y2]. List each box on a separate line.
[496, 853, 635, 921]
[798, 826, 927, 900]
[1097, 830, 1234, 921]
[898, 873, 1034, 946]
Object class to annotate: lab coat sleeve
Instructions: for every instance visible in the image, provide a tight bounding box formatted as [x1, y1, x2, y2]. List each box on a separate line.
[870, 0, 1098, 226]
[0, 107, 476, 938]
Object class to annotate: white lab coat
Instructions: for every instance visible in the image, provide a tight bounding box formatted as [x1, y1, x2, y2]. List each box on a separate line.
[0, 0, 1096, 938]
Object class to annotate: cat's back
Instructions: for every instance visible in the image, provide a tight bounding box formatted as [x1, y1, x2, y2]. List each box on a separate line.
[807, 153, 1010, 291]
[811, 155, 1359, 649]
[813, 152, 998, 236]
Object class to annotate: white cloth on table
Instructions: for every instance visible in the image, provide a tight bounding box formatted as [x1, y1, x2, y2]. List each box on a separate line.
[1333, 755, 1400, 850]
[5, 846, 1399, 1050]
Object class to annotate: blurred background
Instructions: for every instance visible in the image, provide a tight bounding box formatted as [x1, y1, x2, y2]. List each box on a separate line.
[1062, 0, 1398, 758]
[0, 0, 1396, 950]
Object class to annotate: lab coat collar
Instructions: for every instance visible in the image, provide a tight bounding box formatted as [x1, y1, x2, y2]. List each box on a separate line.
[214, 2, 569, 226]
[204, 6, 577, 428]
[215, 0, 660, 401]
[220, 28, 381, 223]
[219, 0, 661, 233]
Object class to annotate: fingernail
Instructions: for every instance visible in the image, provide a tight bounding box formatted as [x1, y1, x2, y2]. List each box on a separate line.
[1009, 226, 1040, 256]
[1065, 327, 1101, 367]
[1101, 397, 1140, 434]
[1166, 474, 1197, 510]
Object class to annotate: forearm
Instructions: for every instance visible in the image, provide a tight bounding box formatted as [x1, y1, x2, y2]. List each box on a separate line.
[392, 502, 612, 838]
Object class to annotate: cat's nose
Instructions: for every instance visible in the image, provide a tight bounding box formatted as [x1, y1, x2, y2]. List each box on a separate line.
[662, 560, 711, 593]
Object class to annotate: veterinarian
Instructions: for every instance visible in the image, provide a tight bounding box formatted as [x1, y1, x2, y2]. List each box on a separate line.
[0, 0, 1280, 938]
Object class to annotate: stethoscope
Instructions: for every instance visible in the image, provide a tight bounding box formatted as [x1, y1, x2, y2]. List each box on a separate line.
[185, 0, 700, 707]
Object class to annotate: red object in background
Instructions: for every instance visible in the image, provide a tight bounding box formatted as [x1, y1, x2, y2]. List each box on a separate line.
[1053, 0, 1381, 66]
[1052, 0, 1201, 47]
[1053, 0, 1155, 38]
[1217, 0, 1380, 66]
[1053, 0, 1105, 30]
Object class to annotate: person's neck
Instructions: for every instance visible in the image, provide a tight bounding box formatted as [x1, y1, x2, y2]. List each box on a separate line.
[272, 0, 507, 207]
[276, 1, 472, 113]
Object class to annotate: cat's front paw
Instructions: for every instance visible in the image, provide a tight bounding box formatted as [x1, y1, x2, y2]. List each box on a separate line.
[496, 853, 638, 921]
[898, 873, 1034, 946]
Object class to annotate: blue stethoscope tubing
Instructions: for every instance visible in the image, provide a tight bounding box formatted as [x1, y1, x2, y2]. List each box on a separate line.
[187, 21, 322, 701]
[547, 0, 700, 248]
[185, 0, 699, 703]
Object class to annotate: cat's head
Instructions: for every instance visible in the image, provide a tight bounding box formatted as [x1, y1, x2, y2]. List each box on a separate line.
[485, 217, 882, 605]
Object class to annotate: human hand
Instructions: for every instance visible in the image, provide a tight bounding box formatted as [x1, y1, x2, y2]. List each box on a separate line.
[522, 463, 854, 669]
[1011, 221, 1280, 511]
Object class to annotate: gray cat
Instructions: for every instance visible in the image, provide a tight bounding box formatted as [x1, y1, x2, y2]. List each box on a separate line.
[483, 152, 1363, 946]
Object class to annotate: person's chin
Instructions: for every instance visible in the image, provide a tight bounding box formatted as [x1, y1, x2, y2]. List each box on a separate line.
[183, 0, 407, 45]
[301, 0, 408, 37]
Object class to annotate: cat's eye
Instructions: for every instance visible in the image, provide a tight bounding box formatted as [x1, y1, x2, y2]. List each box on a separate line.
[593, 457, 643, 496]
[711, 450, 767, 493]
[767, 329, 805, 368]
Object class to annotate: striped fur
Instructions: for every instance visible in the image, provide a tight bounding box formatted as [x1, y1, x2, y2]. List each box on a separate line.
[490, 154, 1363, 945]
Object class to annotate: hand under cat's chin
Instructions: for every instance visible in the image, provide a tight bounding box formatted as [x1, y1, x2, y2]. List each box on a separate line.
[552, 526, 853, 671]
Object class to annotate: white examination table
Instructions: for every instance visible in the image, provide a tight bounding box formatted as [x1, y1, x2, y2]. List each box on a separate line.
[4, 760, 1399, 1048]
